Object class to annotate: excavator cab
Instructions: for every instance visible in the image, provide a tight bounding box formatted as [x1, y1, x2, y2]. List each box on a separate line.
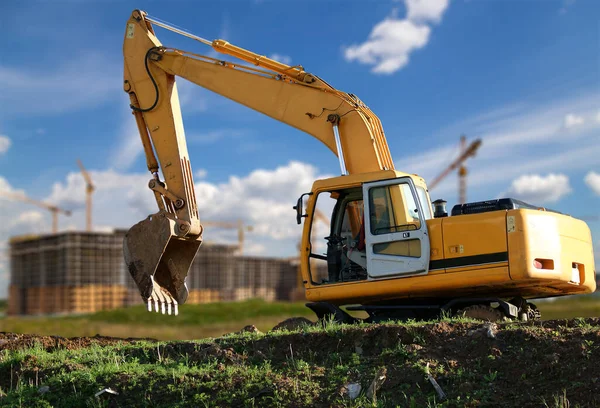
[302, 171, 432, 289]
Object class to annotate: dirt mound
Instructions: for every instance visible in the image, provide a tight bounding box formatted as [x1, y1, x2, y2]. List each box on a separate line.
[0, 318, 598, 407]
[0, 332, 155, 351]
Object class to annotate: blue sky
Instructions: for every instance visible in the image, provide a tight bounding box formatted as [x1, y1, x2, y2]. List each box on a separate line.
[0, 0, 599, 296]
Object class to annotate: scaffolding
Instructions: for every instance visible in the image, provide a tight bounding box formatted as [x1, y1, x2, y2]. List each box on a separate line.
[8, 230, 305, 315]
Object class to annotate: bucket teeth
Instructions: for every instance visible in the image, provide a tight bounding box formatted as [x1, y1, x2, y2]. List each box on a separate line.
[145, 276, 179, 316]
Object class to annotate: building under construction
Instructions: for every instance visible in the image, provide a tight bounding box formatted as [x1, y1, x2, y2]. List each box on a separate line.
[8, 230, 306, 315]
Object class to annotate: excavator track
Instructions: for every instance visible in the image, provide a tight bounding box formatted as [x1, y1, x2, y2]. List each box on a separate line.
[525, 303, 542, 321]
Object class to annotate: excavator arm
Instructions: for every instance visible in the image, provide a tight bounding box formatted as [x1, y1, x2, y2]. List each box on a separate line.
[122, 10, 394, 313]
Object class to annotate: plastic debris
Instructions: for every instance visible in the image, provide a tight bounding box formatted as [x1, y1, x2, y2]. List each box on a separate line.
[95, 388, 119, 397]
[426, 362, 446, 400]
[346, 383, 362, 400]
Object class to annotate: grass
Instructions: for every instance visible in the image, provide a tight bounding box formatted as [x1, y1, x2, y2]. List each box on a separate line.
[0, 299, 314, 340]
[0, 294, 597, 341]
[0, 317, 597, 407]
[536, 293, 600, 320]
[83, 298, 311, 326]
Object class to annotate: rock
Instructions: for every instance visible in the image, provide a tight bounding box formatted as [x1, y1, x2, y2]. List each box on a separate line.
[406, 344, 423, 352]
[237, 325, 262, 334]
[485, 323, 498, 339]
[459, 381, 474, 393]
[270, 317, 315, 332]
[468, 323, 498, 339]
[367, 367, 387, 402]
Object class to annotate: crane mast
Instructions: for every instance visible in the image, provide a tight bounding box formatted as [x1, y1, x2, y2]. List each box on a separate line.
[77, 159, 95, 232]
[428, 136, 482, 204]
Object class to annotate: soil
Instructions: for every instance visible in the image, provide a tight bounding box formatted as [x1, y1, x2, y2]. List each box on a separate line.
[0, 318, 598, 407]
[0, 332, 154, 351]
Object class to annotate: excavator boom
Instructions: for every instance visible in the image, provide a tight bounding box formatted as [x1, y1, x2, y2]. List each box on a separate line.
[122, 10, 394, 312]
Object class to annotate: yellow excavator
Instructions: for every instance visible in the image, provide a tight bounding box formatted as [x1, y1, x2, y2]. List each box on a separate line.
[122, 10, 596, 321]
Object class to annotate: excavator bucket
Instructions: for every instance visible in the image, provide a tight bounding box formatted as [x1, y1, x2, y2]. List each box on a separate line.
[123, 211, 202, 315]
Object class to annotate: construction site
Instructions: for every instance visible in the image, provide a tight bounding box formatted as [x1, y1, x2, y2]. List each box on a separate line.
[3, 134, 481, 316]
[6, 229, 309, 315]
[0, 4, 598, 407]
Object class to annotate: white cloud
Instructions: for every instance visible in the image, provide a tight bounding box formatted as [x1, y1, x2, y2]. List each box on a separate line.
[0, 135, 10, 155]
[345, 18, 430, 74]
[344, 0, 450, 74]
[0, 177, 17, 194]
[11, 211, 45, 230]
[504, 174, 572, 204]
[195, 169, 208, 179]
[564, 113, 584, 128]
[41, 160, 330, 247]
[46, 169, 153, 219]
[269, 54, 292, 65]
[585, 171, 600, 196]
[405, 0, 450, 23]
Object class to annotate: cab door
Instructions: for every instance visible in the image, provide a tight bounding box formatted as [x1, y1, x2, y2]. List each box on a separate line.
[363, 177, 430, 278]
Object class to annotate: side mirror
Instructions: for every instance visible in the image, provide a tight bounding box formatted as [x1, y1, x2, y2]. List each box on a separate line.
[293, 197, 303, 225]
[293, 192, 313, 225]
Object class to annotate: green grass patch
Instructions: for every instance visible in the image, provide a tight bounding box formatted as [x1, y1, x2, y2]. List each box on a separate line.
[0, 299, 314, 340]
[78, 299, 311, 326]
[536, 293, 600, 320]
[0, 295, 597, 341]
[0, 317, 598, 407]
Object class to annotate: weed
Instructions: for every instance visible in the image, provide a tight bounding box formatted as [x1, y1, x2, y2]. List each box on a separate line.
[407, 327, 426, 345]
[483, 370, 498, 383]
[542, 390, 572, 408]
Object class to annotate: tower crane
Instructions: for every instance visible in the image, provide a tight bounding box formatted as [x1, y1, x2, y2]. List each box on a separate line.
[202, 220, 253, 255]
[0, 191, 71, 233]
[77, 159, 95, 232]
[428, 136, 482, 204]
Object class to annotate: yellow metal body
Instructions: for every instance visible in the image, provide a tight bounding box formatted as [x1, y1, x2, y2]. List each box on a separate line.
[122, 10, 596, 311]
[301, 171, 595, 305]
